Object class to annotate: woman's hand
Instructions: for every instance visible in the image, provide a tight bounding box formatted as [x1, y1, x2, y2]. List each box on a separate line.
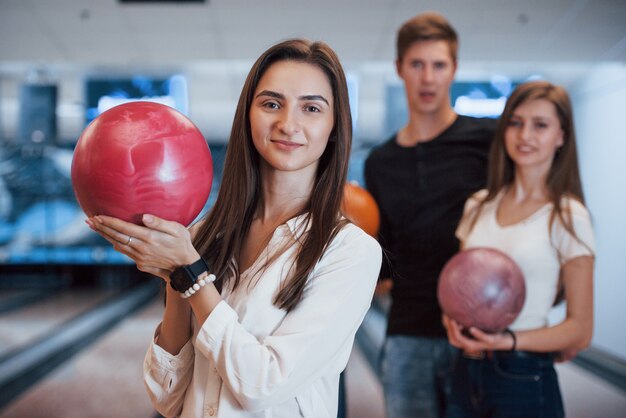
[555, 348, 579, 363]
[442, 314, 515, 352]
[86, 214, 200, 281]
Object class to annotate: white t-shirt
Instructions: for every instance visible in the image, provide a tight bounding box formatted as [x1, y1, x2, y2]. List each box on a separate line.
[143, 215, 382, 418]
[456, 189, 595, 331]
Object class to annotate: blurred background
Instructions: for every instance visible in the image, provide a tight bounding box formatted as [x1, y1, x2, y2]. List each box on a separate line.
[0, 0, 625, 417]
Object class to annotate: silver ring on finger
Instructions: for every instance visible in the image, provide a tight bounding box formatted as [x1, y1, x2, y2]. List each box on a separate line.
[126, 236, 133, 246]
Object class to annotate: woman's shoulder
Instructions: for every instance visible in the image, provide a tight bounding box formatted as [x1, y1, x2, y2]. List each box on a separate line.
[309, 221, 382, 284]
[559, 195, 591, 220]
[552, 195, 595, 258]
[328, 221, 382, 261]
[470, 188, 490, 202]
[463, 188, 491, 211]
[338, 222, 381, 246]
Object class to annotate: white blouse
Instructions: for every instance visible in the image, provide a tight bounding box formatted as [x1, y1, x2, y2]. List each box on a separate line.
[143, 216, 382, 418]
[456, 189, 595, 331]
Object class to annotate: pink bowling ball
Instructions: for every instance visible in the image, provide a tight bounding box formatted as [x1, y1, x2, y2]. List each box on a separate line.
[71, 101, 213, 226]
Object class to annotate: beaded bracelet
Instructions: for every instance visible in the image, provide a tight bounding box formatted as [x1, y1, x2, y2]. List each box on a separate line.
[181, 273, 217, 299]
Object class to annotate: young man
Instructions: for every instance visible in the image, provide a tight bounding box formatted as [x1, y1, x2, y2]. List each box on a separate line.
[364, 12, 496, 418]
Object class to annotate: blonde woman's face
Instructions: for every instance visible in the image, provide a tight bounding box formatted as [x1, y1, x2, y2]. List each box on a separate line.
[504, 98, 564, 174]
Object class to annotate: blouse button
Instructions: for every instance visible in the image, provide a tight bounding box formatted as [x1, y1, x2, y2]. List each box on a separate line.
[169, 360, 177, 366]
[208, 407, 216, 416]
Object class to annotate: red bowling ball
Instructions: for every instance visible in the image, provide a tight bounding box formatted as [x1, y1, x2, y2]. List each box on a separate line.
[71, 102, 213, 226]
[437, 247, 526, 332]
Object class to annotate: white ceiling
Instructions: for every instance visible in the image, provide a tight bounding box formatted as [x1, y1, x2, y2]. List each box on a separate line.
[1, 0, 625, 142]
[1, 0, 625, 68]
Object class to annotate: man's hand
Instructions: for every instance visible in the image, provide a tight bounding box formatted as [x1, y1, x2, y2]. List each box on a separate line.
[375, 278, 393, 296]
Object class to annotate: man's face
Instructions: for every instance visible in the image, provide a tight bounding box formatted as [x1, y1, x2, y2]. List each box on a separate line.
[396, 40, 457, 117]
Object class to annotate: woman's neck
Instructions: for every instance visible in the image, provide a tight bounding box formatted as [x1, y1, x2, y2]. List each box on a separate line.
[257, 169, 313, 226]
[508, 170, 550, 203]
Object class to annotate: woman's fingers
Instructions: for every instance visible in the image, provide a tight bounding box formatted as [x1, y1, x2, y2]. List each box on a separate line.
[86, 214, 197, 270]
[86, 212, 199, 276]
[88, 214, 185, 249]
[443, 316, 511, 353]
[86, 220, 171, 278]
[141, 214, 187, 236]
[87, 219, 136, 248]
[92, 215, 190, 249]
[444, 317, 466, 348]
[447, 321, 485, 351]
[467, 327, 492, 342]
[89, 215, 151, 241]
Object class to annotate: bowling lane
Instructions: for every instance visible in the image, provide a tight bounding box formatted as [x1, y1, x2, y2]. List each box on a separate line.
[558, 362, 626, 418]
[4, 296, 624, 418]
[0, 299, 163, 418]
[0, 289, 118, 357]
[2, 295, 386, 418]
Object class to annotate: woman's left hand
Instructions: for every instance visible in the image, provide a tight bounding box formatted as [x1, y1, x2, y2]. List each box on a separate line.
[86, 214, 200, 281]
[443, 315, 515, 352]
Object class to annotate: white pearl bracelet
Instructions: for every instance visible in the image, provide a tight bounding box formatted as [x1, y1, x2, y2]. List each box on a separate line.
[181, 273, 217, 299]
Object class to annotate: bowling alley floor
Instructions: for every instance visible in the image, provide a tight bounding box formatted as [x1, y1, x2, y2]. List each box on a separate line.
[1, 296, 625, 418]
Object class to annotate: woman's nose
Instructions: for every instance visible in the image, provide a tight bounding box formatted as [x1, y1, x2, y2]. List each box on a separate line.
[519, 123, 533, 140]
[277, 110, 300, 135]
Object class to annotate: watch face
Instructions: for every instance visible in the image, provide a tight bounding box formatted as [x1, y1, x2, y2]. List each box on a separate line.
[170, 267, 193, 292]
[169, 258, 208, 292]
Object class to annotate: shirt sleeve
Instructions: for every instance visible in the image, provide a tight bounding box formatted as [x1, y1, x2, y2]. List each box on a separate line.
[143, 324, 195, 417]
[194, 226, 382, 412]
[552, 199, 595, 264]
[456, 189, 487, 243]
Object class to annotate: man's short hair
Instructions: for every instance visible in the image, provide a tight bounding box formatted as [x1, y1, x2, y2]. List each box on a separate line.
[396, 12, 459, 64]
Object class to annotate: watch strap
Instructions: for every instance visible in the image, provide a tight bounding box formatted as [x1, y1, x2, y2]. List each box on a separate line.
[170, 257, 209, 292]
[184, 257, 209, 280]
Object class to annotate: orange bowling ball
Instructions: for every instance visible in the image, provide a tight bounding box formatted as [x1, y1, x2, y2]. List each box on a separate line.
[341, 182, 380, 237]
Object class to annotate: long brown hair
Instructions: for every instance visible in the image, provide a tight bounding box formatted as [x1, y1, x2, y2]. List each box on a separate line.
[192, 39, 352, 312]
[467, 80, 586, 249]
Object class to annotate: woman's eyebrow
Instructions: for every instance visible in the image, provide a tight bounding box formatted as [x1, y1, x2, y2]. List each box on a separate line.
[299, 94, 329, 105]
[255, 90, 329, 106]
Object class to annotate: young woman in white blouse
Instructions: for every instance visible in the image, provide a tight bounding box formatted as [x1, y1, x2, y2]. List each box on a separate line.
[87, 39, 382, 418]
[442, 81, 595, 418]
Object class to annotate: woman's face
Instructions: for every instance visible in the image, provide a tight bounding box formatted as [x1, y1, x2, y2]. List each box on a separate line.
[249, 60, 334, 178]
[504, 98, 564, 174]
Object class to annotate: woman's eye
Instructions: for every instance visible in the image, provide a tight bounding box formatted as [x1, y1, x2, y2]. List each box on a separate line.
[305, 105, 321, 113]
[508, 120, 522, 127]
[263, 102, 279, 109]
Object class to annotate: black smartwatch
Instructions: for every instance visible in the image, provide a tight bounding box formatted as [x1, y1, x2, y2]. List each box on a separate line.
[169, 257, 210, 292]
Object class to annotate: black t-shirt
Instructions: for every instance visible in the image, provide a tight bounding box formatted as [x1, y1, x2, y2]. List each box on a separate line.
[364, 115, 496, 338]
